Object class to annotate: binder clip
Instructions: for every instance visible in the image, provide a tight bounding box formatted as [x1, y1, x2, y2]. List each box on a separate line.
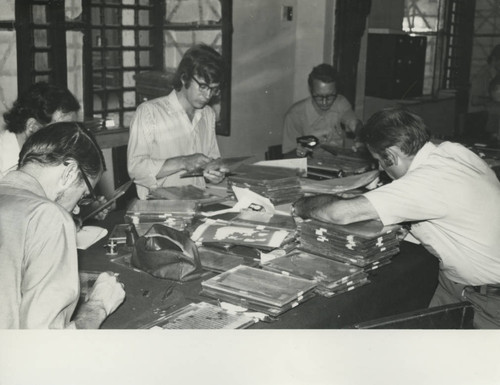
[105, 239, 118, 256]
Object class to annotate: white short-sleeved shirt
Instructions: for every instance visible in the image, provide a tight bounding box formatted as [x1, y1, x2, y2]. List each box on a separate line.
[127, 91, 221, 199]
[364, 142, 500, 285]
[0, 130, 20, 179]
[282, 95, 358, 153]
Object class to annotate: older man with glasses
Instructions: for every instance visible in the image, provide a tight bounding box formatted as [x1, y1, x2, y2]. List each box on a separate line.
[127, 43, 228, 200]
[282, 63, 363, 157]
[0, 122, 125, 328]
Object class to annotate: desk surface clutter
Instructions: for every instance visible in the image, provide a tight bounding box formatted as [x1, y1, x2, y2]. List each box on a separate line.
[78, 162, 439, 329]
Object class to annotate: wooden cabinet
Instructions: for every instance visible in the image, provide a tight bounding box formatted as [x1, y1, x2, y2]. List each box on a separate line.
[365, 33, 427, 99]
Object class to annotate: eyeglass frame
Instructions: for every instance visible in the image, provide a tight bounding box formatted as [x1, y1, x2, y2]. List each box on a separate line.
[77, 164, 98, 206]
[191, 76, 221, 96]
[311, 93, 338, 103]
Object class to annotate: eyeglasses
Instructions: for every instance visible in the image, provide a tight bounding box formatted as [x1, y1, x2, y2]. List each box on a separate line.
[312, 94, 337, 103]
[191, 76, 221, 96]
[77, 164, 98, 206]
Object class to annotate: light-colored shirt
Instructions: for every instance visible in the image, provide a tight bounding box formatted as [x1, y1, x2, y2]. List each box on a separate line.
[127, 91, 221, 199]
[0, 171, 79, 329]
[364, 141, 500, 286]
[0, 129, 20, 179]
[282, 95, 358, 154]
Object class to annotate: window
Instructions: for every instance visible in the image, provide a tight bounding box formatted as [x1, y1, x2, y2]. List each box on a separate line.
[403, 0, 474, 97]
[14, 0, 232, 135]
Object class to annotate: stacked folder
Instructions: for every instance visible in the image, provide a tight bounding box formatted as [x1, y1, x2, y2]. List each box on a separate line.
[297, 219, 401, 269]
[227, 164, 303, 205]
[191, 218, 294, 251]
[262, 250, 370, 298]
[201, 265, 317, 316]
[124, 198, 199, 231]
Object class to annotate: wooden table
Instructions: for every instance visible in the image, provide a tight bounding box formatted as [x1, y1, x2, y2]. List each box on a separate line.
[78, 211, 439, 329]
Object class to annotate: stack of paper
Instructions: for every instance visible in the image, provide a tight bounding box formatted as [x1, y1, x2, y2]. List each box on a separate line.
[262, 250, 370, 298]
[297, 219, 401, 268]
[308, 147, 375, 176]
[227, 164, 303, 205]
[124, 198, 198, 231]
[201, 265, 317, 316]
[300, 170, 379, 195]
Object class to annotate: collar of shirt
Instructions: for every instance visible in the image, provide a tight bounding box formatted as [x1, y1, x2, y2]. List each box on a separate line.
[168, 90, 203, 128]
[407, 141, 437, 173]
[0, 170, 47, 199]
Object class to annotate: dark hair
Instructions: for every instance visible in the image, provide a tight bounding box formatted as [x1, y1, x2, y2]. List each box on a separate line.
[488, 44, 500, 65]
[3, 82, 80, 134]
[18, 121, 105, 179]
[308, 64, 338, 89]
[172, 44, 225, 91]
[360, 108, 431, 160]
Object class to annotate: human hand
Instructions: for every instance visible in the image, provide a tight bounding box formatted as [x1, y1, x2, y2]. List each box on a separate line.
[183, 153, 211, 172]
[86, 272, 126, 316]
[92, 195, 114, 221]
[296, 143, 312, 158]
[203, 159, 229, 184]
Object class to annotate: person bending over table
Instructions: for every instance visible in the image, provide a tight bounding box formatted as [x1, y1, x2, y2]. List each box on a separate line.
[127, 44, 228, 200]
[0, 82, 80, 179]
[292, 108, 500, 329]
[0, 122, 125, 329]
[282, 63, 363, 158]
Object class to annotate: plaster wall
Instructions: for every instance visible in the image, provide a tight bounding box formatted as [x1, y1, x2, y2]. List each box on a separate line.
[218, 0, 332, 159]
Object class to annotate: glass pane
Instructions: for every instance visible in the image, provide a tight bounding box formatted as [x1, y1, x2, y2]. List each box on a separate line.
[164, 30, 221, 68]
[107, 51, 121, 67]
[139, 0, 151, 6]
[33, 29, 48, 48]
[123, 111, 135, 127]
[93, 94, 102, 111]
[422, 35, 437, 95]
[105, 29, 120, 46]
[122, 0, 135, 5]
[66, 31, 84, 114]
[104, 7, 120, 26]
[0, 1, 14, 20]
[65, 0, 83, 21]
[122, 30, 135, 46]
[123, 71, 135, 87]
[122, 9, 134, 26]
[139, 51, 150, 66]
[123, 91, 135, 107]
[107, 72, 121, 87]
[34, 52, 49, 71]
[0, 31, 18, 120]
[165, 0, 221, 24]
[403, 0, 439, 32]
[92, 30, 104, 47]
[35, 74, 50, 83]
[123, 51, 135, 67]
[138, 30, 150, 46]
[91, 7, 101, 24]
[138, 10, 150, 26]
[32, 5, 46, 24]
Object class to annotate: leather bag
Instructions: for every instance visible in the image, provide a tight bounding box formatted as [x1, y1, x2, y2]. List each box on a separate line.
[131, 224, 204, 282]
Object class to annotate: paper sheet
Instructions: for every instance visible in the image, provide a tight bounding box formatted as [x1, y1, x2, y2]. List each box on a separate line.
[76, 226, 108, 250]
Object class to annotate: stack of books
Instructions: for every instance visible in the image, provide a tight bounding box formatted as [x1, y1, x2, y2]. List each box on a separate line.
[200, 265, 317, 316]
[262, 249, 370, 298]
[297, 219, 401, 269]
[124, 198, 199, 231]
[227, 164, 302, 205]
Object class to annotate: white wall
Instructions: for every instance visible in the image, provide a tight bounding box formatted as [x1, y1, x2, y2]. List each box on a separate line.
[218, 0, 334, 159]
